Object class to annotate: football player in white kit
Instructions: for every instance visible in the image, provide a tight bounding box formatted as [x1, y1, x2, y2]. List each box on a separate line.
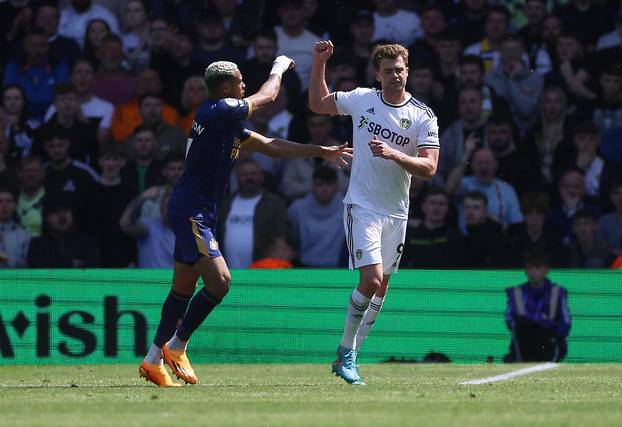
[309, 41, 440, 385]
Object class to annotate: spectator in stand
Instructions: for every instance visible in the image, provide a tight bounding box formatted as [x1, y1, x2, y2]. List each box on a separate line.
[457, 55, 510, 120]
[555, 0, 611, 52]
[519, 0, 548, 72]
[58, 0, 119, 49]
[591, 64, 622, 132]
[27, 196, 101, 268]
[507, 192, 569, 268]
[178, 77, 208, 136]
[597, 177, 622, 260]
[464, 5, 511, 73]
[119, 187, 174, 268]
[192, 12, 244, 67]
[45, 59, 114, 145]
[348, 10, 375, 83]
[3, 28, 70, 121]
[218, 158, 289, 269]
[484, 35, 544, 135]
[0, 0, 32, 67]
[288, 165, 344, 268]
[504, 248, 571, 362]
[433, 30, 461, 105]
[437, 84, 486, 185]
[138, 152, 185, 220]
[486, 114, 544, 197]
[42, 128, 97, 232]
[546, 168, 600, 244]
[213, 0, 258, 49]
[87, 144, 137, 267]
[92, 34, 138, 105]
[33, 83, 99, 166]
[151, 31, 205, 111]
[552, 121, 606, 201]
[402, 186, 464, 269]
[452, 0, 488, 47]
[121, 125, 163, 193]
[121, 0, 151, 73]
[134, 94, 185, 160]
[275, 0, 319, 90]
[16, 156, 46, 237]
[407, 62, 441, 111]
[83, 19, 111, 69]
[462, 190, 508, 268]
[523, 86, 571, 187]
[541, 14, 563, 56]
[448, 147, 523, 230]
[250, 233, 294, 269]
[110, 68, 180, 143]
[567, 208, 612, 268]
[0, 109, 20, 194]
[372, 0, 421, 46]
[546, 31, 597, 115]
[2, 84, 39, 160]
[32, 2, 82, 68]
[239, 28, 301, 107]
[0, 189, 31, 268]
[281, 112, 348, 200]
[409, 5, 447, 67]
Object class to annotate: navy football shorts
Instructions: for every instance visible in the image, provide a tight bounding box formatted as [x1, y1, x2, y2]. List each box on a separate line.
[169, 213, 222, 265]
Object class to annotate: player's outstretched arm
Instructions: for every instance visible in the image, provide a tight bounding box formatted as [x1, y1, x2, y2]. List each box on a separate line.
[245, 55, 294, 111]
[242, 131, 352, 169]
[369, 136, 439, 179]
[308, 40, 339, 115]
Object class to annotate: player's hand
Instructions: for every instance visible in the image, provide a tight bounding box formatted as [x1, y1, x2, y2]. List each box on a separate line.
[271, 55, 295, 76]
[368, 137, 396, 160]
[321, 143, 353, 169]
[313, 40, 334, 63]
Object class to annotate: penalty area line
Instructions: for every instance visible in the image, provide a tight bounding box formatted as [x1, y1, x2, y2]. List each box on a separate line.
[459, 362, 559, 385]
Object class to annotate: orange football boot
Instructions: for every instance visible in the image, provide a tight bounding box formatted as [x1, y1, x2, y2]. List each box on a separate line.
[139, 360, 180, 387]
[162, 342, 198, 385]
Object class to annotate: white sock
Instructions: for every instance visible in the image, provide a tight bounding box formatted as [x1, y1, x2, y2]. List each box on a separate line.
[355, 295, 385, 351]
[167, 332, 187, 351]
[339, 289, 371, 349]
[145, 343, 163, 365]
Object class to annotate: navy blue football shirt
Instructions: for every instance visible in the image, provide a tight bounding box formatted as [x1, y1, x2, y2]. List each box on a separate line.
[168, 97, 252, 218]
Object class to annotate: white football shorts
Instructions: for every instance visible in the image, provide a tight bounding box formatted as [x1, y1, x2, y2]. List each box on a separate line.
[343, 203, 407, 274]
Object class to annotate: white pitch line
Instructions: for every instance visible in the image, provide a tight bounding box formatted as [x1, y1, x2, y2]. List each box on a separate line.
[459, 362, 559, 385]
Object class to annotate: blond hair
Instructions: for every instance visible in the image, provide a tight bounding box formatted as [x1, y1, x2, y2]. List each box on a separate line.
[372, 44, 409, 70]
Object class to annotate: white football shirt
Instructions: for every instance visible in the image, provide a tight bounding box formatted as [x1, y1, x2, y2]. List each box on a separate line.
[335, 87, 439, 219]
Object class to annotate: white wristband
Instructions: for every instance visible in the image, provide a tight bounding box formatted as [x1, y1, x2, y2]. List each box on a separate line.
[270, 55, 292, 76]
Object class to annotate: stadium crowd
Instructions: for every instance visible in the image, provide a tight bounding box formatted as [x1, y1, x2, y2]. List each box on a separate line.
[1, 0, 621, 269]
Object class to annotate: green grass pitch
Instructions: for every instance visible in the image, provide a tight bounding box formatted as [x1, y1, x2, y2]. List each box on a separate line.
[1, 364, 621, 427]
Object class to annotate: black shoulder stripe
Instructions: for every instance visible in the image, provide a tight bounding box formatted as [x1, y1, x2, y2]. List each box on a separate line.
[409, 98, 435, 119]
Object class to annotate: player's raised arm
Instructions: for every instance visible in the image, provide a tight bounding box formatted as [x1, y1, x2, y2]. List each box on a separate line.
[242, 131, 352, 169]
[308, 40, 339, 115]
[244, 55, 295, 111]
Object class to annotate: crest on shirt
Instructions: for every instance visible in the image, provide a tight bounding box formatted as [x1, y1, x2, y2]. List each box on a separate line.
[399, 118, 412, 130]
[224, 98, 239, 107]
[355, 249, 363, 260]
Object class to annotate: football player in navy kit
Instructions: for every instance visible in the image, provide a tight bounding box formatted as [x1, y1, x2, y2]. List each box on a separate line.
[139, 56, 352, 387]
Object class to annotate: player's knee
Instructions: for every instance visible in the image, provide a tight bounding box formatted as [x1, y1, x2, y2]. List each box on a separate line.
[215, 271, 231, 296]
[360, 274, 382, 294]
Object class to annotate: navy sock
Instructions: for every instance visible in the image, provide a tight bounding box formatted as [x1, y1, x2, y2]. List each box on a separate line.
[175, 287, 222, 342]
[153, 289, 192, 347]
